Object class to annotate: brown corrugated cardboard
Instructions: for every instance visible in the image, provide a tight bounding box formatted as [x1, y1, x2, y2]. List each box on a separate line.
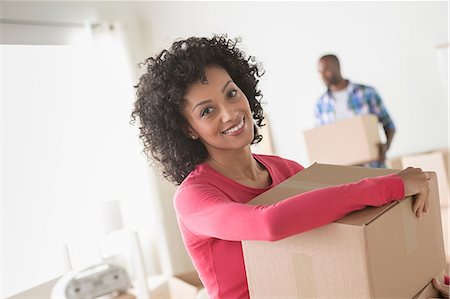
[303, 115, 381, 165]
[242, 163, 446, 298]
[150, 271, 204, 299]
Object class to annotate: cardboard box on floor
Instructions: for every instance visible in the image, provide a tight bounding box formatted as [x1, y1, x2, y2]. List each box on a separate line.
[304, 115, 381, 165]
[149, 271, 205, 299]
[388, 148, 449, 207]
[242, 163, 446, 298]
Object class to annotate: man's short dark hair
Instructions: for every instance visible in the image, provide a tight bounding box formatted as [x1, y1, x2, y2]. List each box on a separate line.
[319, 54, 340, 67]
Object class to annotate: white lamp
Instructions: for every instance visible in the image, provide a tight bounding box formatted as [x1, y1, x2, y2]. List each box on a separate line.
[99, 200, 125, 265]
[62, 243, 73, 272]
[100, 200, 150, 299]
[101, 200, 124, 234]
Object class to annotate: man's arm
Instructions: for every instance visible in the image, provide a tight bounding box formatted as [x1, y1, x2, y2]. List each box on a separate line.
[379, 126, 395, 163]
[370, 88, 396, 163]
[384, 126, 395, 149]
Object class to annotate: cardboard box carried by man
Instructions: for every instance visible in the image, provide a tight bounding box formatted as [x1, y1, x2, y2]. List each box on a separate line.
[304, 115, 381, 166]
[242, 163, 446, 298]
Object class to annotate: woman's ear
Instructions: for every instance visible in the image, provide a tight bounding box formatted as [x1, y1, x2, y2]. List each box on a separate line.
[183, 124, 199, 140]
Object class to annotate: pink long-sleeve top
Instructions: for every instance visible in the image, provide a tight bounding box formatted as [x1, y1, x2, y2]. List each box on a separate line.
[173, 154, 405, 298]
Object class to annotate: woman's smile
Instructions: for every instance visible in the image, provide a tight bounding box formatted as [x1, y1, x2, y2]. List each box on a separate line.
[222, 117, 245, 135]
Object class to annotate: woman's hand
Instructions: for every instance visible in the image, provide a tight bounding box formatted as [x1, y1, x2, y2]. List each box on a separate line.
[396, 167, 430, 218]
[430, 276, 449, 298]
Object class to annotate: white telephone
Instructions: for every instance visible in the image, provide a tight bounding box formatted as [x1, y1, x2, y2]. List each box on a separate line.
[51, 263, 131, 299]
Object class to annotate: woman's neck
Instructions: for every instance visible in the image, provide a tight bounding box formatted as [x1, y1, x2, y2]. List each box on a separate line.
[207, 147, 263, 181]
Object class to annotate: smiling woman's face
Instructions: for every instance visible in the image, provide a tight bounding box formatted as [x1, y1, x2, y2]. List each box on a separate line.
[182, 65, 254, 156]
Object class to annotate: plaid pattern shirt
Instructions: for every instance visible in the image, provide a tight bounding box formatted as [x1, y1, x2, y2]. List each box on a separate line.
[314, 81, 395, 168]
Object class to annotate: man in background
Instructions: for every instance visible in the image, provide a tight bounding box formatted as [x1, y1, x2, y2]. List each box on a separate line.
[315, 54, 396, 168]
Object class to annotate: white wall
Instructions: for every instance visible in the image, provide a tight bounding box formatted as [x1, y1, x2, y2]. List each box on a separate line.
[1, 37, 162, 297]
[135, 1, 449, 164]
[1, 2, 182, 297]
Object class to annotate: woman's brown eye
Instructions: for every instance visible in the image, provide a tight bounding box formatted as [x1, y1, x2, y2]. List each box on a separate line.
[201, 107, 214, 117]
[228, 90, 237, 97]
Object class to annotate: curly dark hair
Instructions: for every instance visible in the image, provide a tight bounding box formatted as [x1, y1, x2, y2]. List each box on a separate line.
[131, 34, 265, 185]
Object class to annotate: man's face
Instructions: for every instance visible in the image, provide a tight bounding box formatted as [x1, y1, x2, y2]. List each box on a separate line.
[318, 58, 341, 87]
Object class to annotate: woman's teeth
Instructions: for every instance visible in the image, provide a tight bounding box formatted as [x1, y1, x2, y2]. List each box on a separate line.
[223, 118, 244, 134]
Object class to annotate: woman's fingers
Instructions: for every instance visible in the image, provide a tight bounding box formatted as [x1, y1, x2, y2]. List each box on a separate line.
[398, 167, 430, 218]
[412, 195, 420, 216]
[413, 190, 427, 217]
[417, 175, 430, 217]
[413, 195, 423, 217]
[432, 278, 450, 298]
[423, 174, 431, 214]
[423, 183, 430, 214]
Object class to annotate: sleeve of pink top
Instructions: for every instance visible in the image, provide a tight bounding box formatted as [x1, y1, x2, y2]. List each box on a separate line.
[174, 173, 405, 242]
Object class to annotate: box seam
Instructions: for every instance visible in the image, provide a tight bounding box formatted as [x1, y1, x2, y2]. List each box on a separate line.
[363, 224, 375, 298]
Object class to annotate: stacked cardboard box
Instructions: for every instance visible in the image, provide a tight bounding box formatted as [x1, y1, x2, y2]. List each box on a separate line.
[242, 163, 446, 298]
[251, 112, 275, 155]
[304, 115, 381, 165]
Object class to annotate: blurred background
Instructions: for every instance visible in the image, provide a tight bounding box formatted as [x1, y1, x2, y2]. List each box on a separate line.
[1, 1, 448, 298]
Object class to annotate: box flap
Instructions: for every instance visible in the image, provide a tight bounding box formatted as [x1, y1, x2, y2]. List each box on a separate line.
[335, 202, 398, 225]
[248, 163, 401, 226]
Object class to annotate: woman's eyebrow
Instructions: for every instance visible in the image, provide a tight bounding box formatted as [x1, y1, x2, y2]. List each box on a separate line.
[190, 80, 233, 112]
[192, 99, 212, 112]
[221, 80, 233, 93]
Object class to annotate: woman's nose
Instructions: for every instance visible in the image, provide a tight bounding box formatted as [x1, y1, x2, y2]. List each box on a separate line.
[220, 105, 237, 123]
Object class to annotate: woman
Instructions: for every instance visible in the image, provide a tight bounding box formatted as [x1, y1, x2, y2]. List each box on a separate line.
[132, 35, 431, 299]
